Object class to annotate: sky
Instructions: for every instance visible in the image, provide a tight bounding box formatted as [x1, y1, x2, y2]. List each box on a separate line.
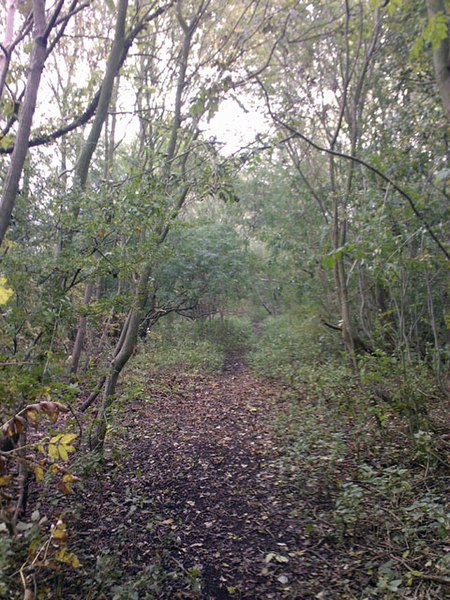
[205, 97, 269, 155]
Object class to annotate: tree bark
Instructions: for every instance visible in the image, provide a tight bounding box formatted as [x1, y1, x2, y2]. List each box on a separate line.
[425, 0, 450, 121]
[0, 0, 18, 103]
[91, 2, 206, 452]
[70, 281, 93, 375]
[91, 267, 152, 449]
[73, 0, 128, 192]
[68, 0, 128, 367]
[0, 0, 47, 248]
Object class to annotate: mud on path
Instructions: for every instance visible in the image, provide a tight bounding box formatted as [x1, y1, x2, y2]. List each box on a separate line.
[56, 365, 335, 599]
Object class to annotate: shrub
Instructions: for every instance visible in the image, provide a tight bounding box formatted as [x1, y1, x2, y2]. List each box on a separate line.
[248, 311, 339, 384]
[142, 327, 224, 374]
[139, 316, 254, 374]
[359, 351, 439, 432]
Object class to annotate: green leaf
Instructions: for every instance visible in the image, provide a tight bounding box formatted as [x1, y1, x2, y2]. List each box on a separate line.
[321, 255, 336, 269]
[424, 13, 449, 50]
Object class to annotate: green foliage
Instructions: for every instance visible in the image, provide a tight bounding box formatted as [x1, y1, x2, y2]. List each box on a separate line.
[91, 551, 165, 599]
[334, 482, 365, 532]
[1, 400, 81, 595]
[193, 316, 254, 353]
[274, 403, 347, 496]
[359, 351, 438, 432]
[275, 387, 450, 599]
[139, 316, 254, 375]
[334, 464, 450, 595]
[248, 311, 339, 384]
[297, 360, 359, 408]
[151, 337, 224, 373]
[410, 11, 449, 61]
[157, 222, 250, 312]
[264, 343, 439, 435]
[142, 323, 225, 374]
[0, 0, 448, 596]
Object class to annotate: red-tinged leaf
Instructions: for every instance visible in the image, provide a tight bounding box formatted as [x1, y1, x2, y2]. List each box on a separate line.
[24, 405, 41, 425]
[40, 401, 59, 423]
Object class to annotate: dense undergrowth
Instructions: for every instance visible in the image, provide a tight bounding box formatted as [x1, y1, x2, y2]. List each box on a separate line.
[143, 314, 450, 597]
[1, 313, 449, 598]
[249, 314, 449, 598]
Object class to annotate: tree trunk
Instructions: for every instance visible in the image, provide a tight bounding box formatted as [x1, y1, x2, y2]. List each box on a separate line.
[73, 0, 128, 191]
[70, 281, 93, 375]
[67, 0, 128, 367]
[0, 0, 18, 103]
[425, 0, 450, 121]
[91, 267, 152, 449]
[90, 3, 202, 452]
[329, 155, 355, 360]
[0, 0, 47, 248]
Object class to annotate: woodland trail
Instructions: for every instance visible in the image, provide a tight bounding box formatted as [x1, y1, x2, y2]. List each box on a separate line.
[57, 360, 339, 599]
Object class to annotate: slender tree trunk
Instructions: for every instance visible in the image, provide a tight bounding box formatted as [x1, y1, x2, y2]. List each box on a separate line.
[67, 1, 128, 368]
[329, 157, 355, 359]
[73, 0, 128, 192]
[0, 0, 18, 103]
[0, 0, 46, 248]
[91, 2, 204, 452]
[425, 0, 450, 121]
[70, 282, 93, 375]
[92, 267, 152, 449]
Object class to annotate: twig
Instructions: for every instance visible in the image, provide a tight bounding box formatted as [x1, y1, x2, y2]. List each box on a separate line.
[397, 557, 450, 585]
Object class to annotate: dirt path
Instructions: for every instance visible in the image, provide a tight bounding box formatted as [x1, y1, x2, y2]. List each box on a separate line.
[60, 365, 334, 599]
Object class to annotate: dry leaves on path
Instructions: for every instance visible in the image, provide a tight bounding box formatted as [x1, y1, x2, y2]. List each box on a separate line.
[50, 365, 339, 599]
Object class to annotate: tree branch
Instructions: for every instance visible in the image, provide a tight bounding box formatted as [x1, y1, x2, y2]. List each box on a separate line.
[257, 78, 450, 261]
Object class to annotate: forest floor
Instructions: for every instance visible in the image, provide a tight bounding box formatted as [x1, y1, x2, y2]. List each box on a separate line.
[30, 353, 450, 599]
[44, 355, 339, 599]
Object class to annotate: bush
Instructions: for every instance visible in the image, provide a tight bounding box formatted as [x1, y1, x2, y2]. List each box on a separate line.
[139, 316, 254, 374]
[148, 336, 224, 373]
[248, 311, 338, 383]
[142, 321, 225, 374]
[359, 351, 438, 432]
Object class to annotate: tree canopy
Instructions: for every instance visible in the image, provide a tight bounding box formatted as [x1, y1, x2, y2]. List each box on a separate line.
[0, 1, 449, 597]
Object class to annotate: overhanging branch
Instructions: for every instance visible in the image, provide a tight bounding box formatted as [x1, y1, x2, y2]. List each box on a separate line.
[0, 0, 175, 155]
[257, 78, 450, 261]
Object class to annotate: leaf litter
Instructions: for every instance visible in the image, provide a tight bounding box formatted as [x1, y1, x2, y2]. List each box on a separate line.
[31, 358, 449, 599]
